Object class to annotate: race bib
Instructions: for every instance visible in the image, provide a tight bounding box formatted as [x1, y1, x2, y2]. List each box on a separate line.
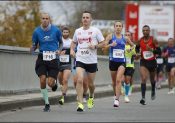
[143, 51, 154, 59]
[156, 58, 163, 64]
[126, 58, 131, 64]
[43, 51, 56, 61]
[78, 49, 90, 57]
[59, 55, 69, 62]
[168, 57, 175, 63]
[113, 49, 124, 58]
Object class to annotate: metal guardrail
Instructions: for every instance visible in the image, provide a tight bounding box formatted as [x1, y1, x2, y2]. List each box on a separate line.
[0, 45, 142, 94]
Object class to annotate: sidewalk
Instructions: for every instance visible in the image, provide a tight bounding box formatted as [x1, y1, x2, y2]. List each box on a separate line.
[0, 82, 168, 112]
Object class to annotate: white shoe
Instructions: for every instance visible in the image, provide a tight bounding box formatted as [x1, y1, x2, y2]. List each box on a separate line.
[83, 97, 87, 103]
[124, 96, 130, 103]
[168, 89, 174, 94]
[113, 99, 119, 107]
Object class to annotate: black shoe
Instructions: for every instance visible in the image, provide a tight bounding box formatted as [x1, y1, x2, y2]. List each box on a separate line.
[140, 99, 146, 105]
[52, 83, 58, 92]
[43, 104, 50, 112]
[151, 91, 156, 100]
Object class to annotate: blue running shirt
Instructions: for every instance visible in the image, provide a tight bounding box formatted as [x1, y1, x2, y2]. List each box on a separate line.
[109, 34, 126, 62]
[32, 25, 62, 53]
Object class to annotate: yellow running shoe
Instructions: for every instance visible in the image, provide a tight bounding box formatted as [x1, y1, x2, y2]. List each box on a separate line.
[58, 96, 64, 105]
[77, 102, 84, 112]
[87, 97, 94, 109]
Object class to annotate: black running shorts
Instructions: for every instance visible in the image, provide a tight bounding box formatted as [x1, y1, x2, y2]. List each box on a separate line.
[35, 54, 59, 79]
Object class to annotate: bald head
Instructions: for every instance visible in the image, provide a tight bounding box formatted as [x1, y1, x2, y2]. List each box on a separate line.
[40, 12, 51, 28]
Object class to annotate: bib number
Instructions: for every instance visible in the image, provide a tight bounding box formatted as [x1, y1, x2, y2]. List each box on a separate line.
[59, 55, 69, 62]
[113, 49, 124, 58]
[126, 58, 131, 64]
[43, 51, 56, 61]
[78, 49, 90, 57]
[143, 51, 154, 59]
[168, 57, 175, 63]
[156, 58, 163, 64]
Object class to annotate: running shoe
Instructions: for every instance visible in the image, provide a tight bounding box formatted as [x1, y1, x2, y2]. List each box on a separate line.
[43, 104, 50, 112]
[140, 98, 146, 105]
[58, 96, 64, 105]
[52, 83, 58, 92]
[113, 99, 119, 107]
[77, 102, 84, 112]
[83, 94, 87, 103]
[168, 89, 174, 94]
[156, 84, 161, 89]
[87, 97, 94, 109]
[124, 96, 130, 103]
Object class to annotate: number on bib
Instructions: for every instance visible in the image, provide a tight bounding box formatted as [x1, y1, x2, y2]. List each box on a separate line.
[168, 57, 175, 63]
[156, 58, 163, 64]
[59, 55, 69, 62]
[126, 58, 131, 64]
[43, 51, 56, 61]
[79, 49, 90, 57]
[113, 49, 124, 58]
[143, 51, 154, 59]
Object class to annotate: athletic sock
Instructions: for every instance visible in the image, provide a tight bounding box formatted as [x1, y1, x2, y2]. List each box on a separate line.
[125, 84, 130, 96]
[41, 88, 49, 104]
[151, 81, 156, 93]
[141, 83, 146, 99]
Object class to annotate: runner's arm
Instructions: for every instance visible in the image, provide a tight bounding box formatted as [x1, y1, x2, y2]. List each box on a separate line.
[103, 33, 113, 48]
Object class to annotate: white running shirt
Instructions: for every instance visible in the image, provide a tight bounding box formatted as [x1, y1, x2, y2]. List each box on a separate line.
[73, 26, 104, 64]
[62, 37, 72, 49]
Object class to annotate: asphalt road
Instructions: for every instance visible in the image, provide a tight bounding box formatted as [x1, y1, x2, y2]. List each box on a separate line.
[0, 88, 174, 122]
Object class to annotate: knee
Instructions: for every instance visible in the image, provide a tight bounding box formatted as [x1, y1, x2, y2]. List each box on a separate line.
[88, 82, 94, 87]
[63, 78, 68, 84]
[40, 76, 46, 87]
[77, 78, 83, 85]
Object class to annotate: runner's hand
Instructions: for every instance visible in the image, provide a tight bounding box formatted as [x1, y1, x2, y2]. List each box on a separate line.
[56, 50, 61, 55]
[88, 44, 96, 50]
[60, 50, 66, 55]
[110, 41, 117, 47]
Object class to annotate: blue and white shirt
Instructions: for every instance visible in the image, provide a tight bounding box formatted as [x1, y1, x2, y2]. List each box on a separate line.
[32, 24, 62, 53]
[109, 34, 126, 62]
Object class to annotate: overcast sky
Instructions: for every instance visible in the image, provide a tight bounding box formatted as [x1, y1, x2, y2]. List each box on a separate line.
[41, 1, 91, 25]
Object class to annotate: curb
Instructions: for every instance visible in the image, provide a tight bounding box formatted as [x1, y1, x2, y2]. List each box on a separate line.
[0, 83, 168, 113]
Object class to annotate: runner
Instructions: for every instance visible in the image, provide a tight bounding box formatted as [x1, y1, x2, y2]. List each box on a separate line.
[104, 21, 135, 108]
[70, 11, 105, 112]
[136, 25, 159, 105]
[30, 12, 62, 112]
[162, 38, 175, 94]
[58, 26, 72, 105]
[124, 31, 136, 103]
[155, 43, 164, 89]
